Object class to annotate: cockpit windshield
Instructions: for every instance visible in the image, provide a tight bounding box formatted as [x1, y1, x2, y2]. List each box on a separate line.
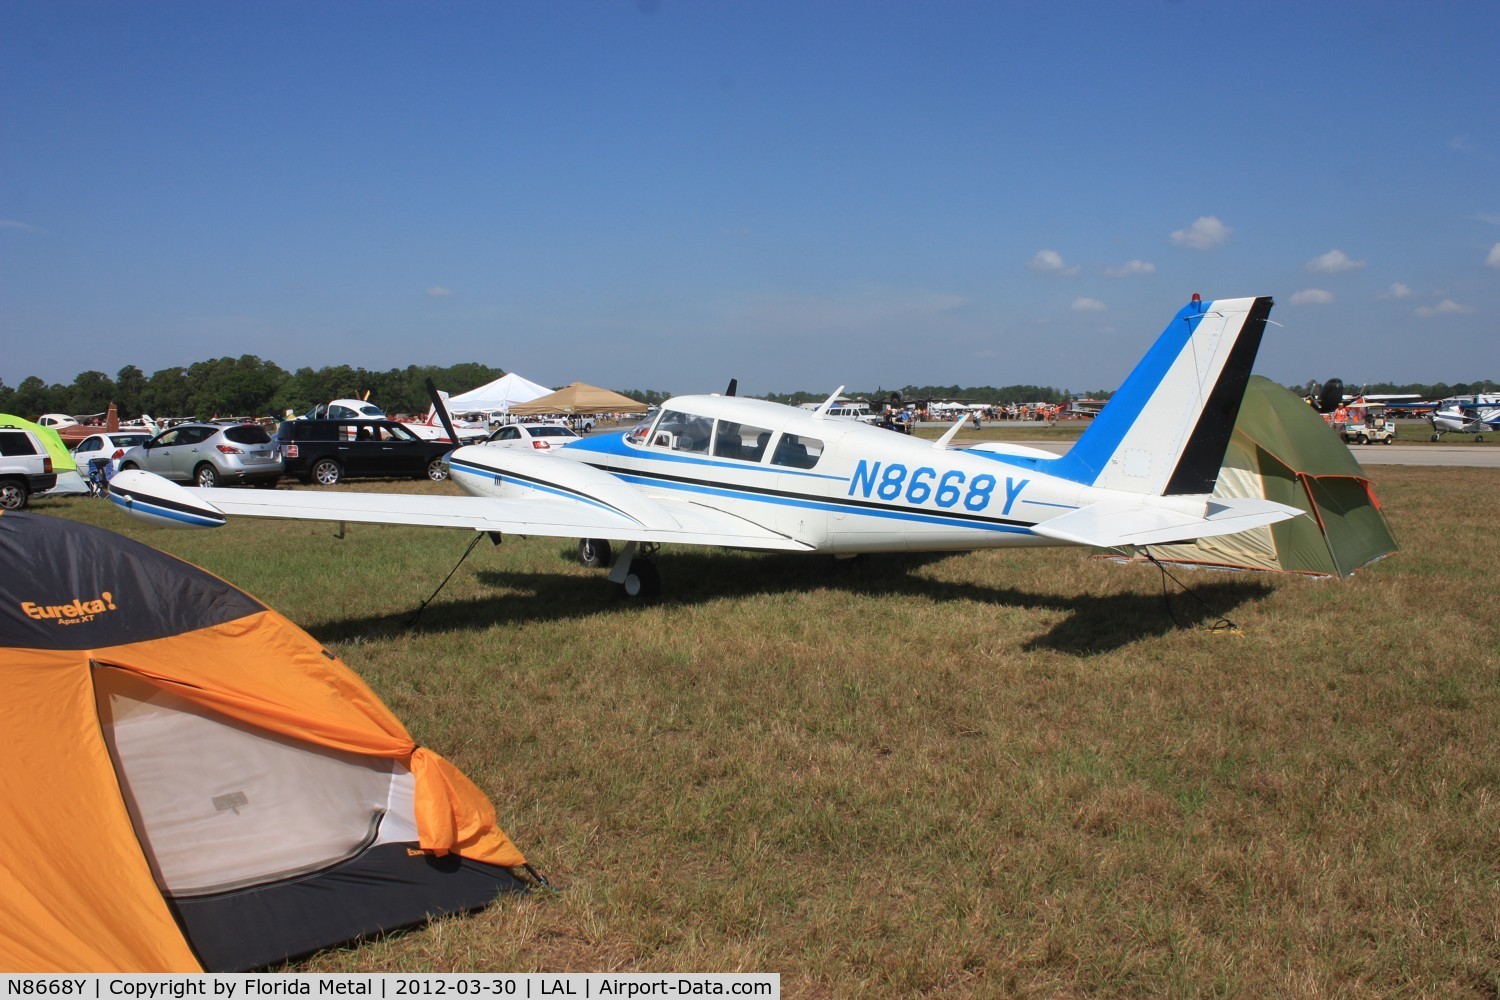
[638, 408, 822, 469]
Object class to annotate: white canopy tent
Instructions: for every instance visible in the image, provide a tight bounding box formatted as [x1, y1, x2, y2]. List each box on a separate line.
[447, 373, 552, 414]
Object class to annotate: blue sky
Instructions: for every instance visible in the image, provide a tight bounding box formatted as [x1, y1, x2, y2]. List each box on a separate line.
[4, 1, 1497, 398]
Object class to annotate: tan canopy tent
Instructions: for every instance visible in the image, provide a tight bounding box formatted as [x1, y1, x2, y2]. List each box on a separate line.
[507, 382, 647, 416]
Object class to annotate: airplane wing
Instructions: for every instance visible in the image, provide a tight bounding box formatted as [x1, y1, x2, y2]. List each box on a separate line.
[1030, 496, 1303, 549]
[107, 469, 813, 551]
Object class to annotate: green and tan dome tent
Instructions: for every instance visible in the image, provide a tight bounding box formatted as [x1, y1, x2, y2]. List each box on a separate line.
[1097, 376, 1397, 577]
[0, 510, 536, 972]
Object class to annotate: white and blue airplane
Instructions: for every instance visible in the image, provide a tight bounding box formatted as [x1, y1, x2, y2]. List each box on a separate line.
[1427, 394, 1500, 442]
[108, 294, 1301, 598]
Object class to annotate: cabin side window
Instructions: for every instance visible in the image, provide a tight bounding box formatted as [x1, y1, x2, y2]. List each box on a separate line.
[712, 422, 775, 462]
[769, 433, 824, 470]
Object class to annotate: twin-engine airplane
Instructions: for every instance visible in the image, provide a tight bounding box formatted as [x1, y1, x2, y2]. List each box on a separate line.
[109, 295, 1301, 598]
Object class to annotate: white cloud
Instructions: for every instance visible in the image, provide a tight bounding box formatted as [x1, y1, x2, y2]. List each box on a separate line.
[1104, 259, 1156, 278]
[1486, 243, 1500, 268]
[1290, 289, 1334, 305]
[1383, 283, 1416, 299]
[1028, 249, 1078, 275]
[1305, 249, 1366, 273]
[1071, 297, 1107, 312]
[1416, 299, 1475, 317]
[0, 219, 39, 233]
[1170, 216, 1231, 250]
[426, 286, 456, 298]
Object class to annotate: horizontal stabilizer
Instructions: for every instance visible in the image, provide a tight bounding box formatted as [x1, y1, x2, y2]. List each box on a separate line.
[1031, 496, 1302, 549]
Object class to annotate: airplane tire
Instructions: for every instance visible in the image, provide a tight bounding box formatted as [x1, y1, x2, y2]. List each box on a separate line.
[619, 560, 660, 600]
[578, 538, 612, 568]
[1431, 433, 1440, 442]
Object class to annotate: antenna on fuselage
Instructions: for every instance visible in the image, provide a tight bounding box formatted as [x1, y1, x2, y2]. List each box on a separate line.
[812, 386, 846, 418]
[932, 415, 969, 450]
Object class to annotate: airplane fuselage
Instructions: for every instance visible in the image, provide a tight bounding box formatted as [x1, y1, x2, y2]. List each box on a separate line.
[448, 394, 1189, 555]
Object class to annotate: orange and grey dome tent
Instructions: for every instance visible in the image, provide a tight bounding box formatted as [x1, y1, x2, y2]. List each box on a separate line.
[1, 510, 533, 972]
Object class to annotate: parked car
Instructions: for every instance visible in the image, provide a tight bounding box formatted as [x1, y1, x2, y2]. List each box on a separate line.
[275, 418, 453, 485]
[118, 423, 283, 488]
[0, 425, 57, 509]
[483, 422, 582, 450]
[71, 431, 154, 475]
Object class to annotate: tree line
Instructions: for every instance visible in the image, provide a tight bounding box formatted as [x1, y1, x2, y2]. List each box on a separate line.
[3, 357, 1492, 423]
[0, 358, 671, 421]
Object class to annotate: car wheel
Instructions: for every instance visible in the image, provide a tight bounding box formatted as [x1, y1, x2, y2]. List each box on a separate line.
[120, 462, 138, 471]
[426, 458, 449, 482]
[0, 479, 27, 511]
[312, 458, 342, 486]
[194, 463, 220, 488]
[579, 538, 613, 568]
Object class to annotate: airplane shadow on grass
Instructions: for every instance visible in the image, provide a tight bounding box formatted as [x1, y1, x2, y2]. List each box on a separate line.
[310, 544, 1276, 656]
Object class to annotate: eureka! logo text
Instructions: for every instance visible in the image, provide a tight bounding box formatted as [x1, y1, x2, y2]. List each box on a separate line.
[21, 591, 118, 626]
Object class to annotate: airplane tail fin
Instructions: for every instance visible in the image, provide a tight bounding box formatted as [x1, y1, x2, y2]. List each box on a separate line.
[1047, 295, 1273, 496]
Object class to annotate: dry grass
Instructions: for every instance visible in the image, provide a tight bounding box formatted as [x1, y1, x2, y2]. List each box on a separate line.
[31, 464, 1500, 997]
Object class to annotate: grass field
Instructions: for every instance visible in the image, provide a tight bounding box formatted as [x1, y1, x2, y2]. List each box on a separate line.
[30, 463, 1499, 997]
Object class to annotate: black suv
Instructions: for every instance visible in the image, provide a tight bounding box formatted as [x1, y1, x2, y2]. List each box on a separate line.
[275, 419, 453, 486]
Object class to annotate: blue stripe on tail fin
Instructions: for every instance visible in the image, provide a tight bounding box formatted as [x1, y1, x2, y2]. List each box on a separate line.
[1044, 295, 1273, 496]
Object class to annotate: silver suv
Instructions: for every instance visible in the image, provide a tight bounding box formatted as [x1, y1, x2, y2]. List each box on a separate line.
[0, 425, 57, 509]
[118, 422, 283, 488]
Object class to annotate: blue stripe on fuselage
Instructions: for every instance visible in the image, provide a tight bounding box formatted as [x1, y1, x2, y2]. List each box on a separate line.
[611, 469, 1036, 535]
[565, 432, 1037, 533]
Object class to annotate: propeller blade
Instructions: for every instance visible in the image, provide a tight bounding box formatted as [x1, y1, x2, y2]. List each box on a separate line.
[424, 378, 462, 444]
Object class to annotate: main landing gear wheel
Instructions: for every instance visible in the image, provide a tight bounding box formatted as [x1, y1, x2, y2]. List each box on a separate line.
[619, 560, 660, 600]
[606, 541, 661, 600]
[579, 538, 613, 568]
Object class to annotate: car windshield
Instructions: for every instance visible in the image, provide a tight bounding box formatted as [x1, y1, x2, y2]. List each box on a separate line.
[114, 434, 150, 448]
[531, 427, 578, 439]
